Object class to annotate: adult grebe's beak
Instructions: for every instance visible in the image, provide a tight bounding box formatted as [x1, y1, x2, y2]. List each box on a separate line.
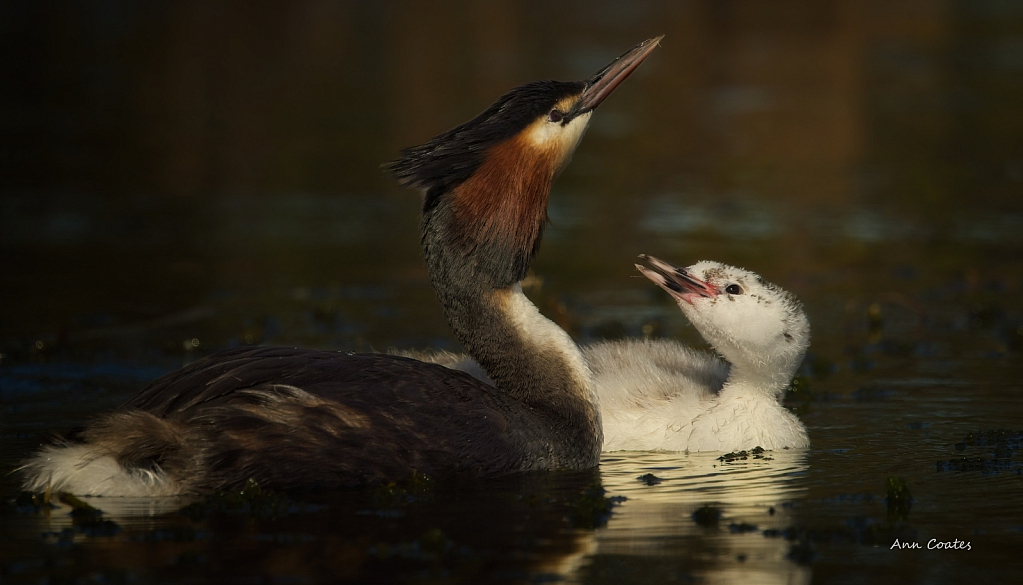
[565, 35, 663, 120]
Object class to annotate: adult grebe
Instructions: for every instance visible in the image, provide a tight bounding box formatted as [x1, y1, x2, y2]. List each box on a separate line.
[19, 37, 663, 496]
[407, 255, 810, 453]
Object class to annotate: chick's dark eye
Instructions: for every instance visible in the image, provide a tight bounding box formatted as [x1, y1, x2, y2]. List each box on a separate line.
[547, 109, 563, 123]
[725, 284, 743, 295]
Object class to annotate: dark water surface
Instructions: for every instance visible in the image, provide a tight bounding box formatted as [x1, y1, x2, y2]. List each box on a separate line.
[3, 1, 1022, 583]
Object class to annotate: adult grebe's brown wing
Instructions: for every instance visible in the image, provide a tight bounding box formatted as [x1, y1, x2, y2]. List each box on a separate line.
[110, 347, 554, 490]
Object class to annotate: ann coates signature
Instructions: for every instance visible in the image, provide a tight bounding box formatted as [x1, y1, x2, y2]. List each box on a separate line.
[891, 538, 971, 550]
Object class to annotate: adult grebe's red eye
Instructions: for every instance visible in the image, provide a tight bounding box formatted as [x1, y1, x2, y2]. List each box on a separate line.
[547, 109, 564, 123]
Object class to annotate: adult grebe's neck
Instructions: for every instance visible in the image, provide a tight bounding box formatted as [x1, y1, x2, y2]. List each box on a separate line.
[419, 160, 600, 459]
[443, 283, 598, 433]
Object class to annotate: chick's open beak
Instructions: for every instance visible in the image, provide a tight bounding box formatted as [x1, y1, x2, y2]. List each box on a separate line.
[636, 254, 719, 306]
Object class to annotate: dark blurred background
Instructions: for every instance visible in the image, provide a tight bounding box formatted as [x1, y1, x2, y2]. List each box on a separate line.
[3, 4, 1023, 582]
[2, 0, 1021, 364]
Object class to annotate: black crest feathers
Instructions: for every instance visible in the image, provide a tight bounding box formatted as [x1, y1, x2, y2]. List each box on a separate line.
[386, 80, 584, 206]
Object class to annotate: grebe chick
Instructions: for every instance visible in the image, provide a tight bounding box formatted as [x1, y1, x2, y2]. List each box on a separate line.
[18, 37, 662, 496]
[406, 255, 810, 453]
[601, 255, 810, 452]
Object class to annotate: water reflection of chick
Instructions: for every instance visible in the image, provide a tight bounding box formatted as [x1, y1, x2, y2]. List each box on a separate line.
[591, 450, 811, 585]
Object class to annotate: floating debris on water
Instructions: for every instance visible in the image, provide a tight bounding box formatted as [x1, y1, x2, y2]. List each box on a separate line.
[8, 491, 57, 514]
[6, 491, 120, 538]
[178, 478, 314, 520]
[568, 484, 626, 529]
[367, 528, 470, 562]
[729, 522, 759, 534]
[691, 505, 722, 527]
[937, 429, 1023, 475]
[761, 476, 920, 563]
[954, 429, 1023, 450]
[764, 517, 918, 558]
[372, 472, 435, 508]
[44, 493, 122, 539]
[636, 473, 663, 486]
[718, 446, 771, 462]
[885, 476, 913, 522]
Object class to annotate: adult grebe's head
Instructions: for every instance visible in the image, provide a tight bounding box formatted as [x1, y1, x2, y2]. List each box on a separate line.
[388, 36, 662, 291]
[637, 255, 810, 385]
[388, 36, 663, 206]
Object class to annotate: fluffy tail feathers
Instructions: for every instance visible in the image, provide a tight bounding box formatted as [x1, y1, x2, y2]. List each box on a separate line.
[19, 410, 190, 497]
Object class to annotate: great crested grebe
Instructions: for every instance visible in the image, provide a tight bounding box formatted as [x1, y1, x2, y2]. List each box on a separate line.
[407, 255, 810, 453]
[19, 37, 663, 496]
